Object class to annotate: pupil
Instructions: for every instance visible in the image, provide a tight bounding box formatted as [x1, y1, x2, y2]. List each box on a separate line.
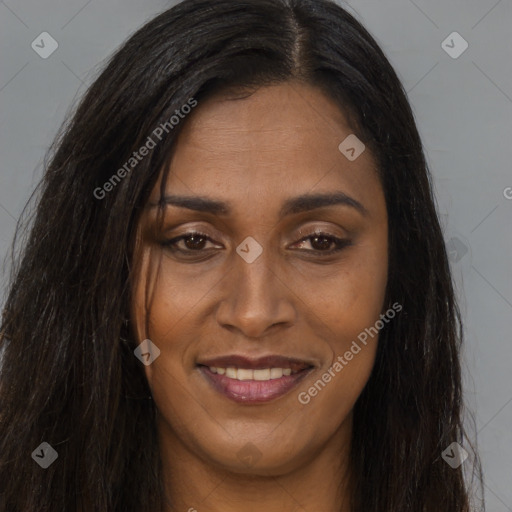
[185, 235, 205, 250]
[311, 235, 331, 250]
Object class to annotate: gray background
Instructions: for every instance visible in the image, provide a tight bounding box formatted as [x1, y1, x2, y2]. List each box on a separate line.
[1, 0, 511, 509]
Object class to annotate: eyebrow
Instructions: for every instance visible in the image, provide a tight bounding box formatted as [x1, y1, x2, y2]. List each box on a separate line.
[280, 192, 368, 217]
[150, 191, 368, 217]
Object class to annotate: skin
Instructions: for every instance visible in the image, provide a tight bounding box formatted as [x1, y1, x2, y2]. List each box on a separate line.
[131, 81, 388, 512]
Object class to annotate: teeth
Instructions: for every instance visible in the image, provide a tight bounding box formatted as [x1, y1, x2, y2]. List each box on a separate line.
[253, 369, 270, 381]
[225, 367, 237, 379]
[237, 368, 253, 381]
[270, 367, 283, 379]
[208, 366, 298, 381]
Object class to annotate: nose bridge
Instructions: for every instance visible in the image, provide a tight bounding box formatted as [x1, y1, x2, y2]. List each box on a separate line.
[216, 240, 294, 337]
[235, 246, 276, 304]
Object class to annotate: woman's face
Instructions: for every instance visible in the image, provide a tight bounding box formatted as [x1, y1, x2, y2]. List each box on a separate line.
[131, 82, 388, 474]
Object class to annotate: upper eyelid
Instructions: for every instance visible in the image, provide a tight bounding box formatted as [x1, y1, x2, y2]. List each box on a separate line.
[295, 227, 340, 238]
[156, 211, 356, 239]
[173, 228, 343, 239]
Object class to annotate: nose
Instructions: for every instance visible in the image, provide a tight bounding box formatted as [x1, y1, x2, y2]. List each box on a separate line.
[215, 246, 296, 339]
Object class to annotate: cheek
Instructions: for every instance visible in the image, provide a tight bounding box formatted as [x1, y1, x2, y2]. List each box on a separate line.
[295, 237, 387, 418]
[131, 247, 224, 392]
[300, 236, 388, 341]
[131, 248, 214, 338]
[296, 344, 376, 445]
[294, 290, 384, 443]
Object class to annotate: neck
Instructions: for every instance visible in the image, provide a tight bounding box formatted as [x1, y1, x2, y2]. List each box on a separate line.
[159, 415, 354, 512]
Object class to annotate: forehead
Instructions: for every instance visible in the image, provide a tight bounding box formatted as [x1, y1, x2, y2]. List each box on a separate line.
[152, 82, 381, 213]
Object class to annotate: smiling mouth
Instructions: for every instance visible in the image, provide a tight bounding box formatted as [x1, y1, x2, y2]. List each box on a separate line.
[197, 355, 314, 403]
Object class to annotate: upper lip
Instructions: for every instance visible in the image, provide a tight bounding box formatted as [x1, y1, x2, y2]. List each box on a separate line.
[197, 355, 314, 372]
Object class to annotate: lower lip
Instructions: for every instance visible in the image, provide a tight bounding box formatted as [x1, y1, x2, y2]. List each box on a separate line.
[199, 366, 312, 404]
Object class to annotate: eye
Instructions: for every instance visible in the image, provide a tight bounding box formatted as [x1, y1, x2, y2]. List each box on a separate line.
[161, 231, 223, 256]
[291, 231, 352, 255]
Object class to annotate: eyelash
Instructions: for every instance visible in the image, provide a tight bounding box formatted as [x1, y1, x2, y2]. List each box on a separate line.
[161, 230, 352, 258]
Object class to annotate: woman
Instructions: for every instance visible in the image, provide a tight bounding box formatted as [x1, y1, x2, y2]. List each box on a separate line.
[0, 0, 483, 510]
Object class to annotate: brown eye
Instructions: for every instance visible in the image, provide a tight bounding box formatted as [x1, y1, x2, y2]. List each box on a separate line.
[162, 231, 222, 254]
[181, 233, 207, 250]
[293, 232, 352, 254]
[309, 234, 334, 251]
